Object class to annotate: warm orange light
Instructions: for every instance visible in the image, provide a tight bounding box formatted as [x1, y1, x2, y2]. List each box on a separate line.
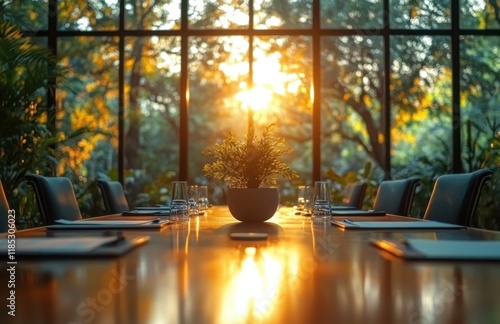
[235, 48, 298, 114]
[218, 247, 284, 323]
[236, 85, 273, 112]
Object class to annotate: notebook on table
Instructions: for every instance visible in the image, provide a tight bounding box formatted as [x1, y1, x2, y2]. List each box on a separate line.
[371, 238, 500, 260]
[47, 218, 172, 230]
[330, 205, 357, 210]
[0, 235, 149, 257]
[121, 209, 171, 216]
[135, 206, 170, 211]
[330, 219, 466, 230]
[331, 210, 386, 216]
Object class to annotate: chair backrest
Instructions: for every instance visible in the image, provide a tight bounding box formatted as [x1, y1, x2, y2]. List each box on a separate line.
[25, 174, 82, 225]
[341, 181, 367, 209]
[97, 180, 130, 214]
[423, 169, 493, 226]
[372, 177, 421, 216]
[0, 180, 11, 232]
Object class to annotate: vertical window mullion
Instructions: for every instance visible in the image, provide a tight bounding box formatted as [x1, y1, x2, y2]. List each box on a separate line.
[451, 0, 462, 173]
[47, 0, 57, 136]
[383, 0, 391, 179]
[312, 0, 321, 181]
[118, 0, 125, 183]
[179, 0, 189, 180]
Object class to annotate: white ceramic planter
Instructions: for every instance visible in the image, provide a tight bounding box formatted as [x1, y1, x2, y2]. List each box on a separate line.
[227, 187, 279, 222]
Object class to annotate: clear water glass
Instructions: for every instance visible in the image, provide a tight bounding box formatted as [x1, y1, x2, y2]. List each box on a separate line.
[296, 185, 306, 213]
[296, 185, 313, 215]
[188, 185, 199, 216]
[170, 181, 189, 221]
[303, 185, 313, 216]
[312, 181, 331, 221]
[198, 185, 209, 214]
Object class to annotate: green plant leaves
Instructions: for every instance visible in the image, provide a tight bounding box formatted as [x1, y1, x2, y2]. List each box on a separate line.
[203, 125, 299, 188]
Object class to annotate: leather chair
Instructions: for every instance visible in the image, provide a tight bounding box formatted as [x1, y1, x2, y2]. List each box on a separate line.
[334, 181, 367, 210]
[96, 180, 130, 214]
[25, 174, 82, 225]
[423, 169, 493, 226]
[372, 177, 422, 216]
[0, 180, 11, 232]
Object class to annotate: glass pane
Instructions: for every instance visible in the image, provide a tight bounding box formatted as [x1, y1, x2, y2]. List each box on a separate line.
[59, 0, 119, 30]
[321, 0, 383, 29]
[460, 0, 500, 29]
[57, 36, 120, 216]
[4, 0, 48, 31]
[390, 0, 451, 29]
[253, 36, 313, 203]
[188, 36, 249, 204]
[189, 36, 312, 204]
[460, 35, 500, 167]
[320, 36, 385, 201]
[460, 35, 500, 227]
[189, 0, 249, 29]
[461, 35, 500, 230]
[254, 0, 312, 29]
[125, 0, 181, 30]
[124, 36, 181, 208]
[390, 35, 452, 217]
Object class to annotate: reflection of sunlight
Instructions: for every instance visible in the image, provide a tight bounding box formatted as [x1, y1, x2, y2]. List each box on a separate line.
[219, 247, 283, 323]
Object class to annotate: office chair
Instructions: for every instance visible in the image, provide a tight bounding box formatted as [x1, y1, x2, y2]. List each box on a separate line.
[372, 177, 422, 216]
[423, 169, 493, 226]
[96, 180, 130, 214]
[0, 180, 12, 232]
[25, 174, 82, 225]
[333, 181, 367, 210]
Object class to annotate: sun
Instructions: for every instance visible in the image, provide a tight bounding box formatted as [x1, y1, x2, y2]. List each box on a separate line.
[236, 84, 273, 112]
[236, 52, 289, 111]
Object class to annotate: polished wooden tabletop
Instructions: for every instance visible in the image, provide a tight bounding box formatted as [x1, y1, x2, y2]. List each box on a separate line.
[2, 206, 500, 324]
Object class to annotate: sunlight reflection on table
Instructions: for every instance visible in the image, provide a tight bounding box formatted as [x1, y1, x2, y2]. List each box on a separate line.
[219, 244, 296, 323]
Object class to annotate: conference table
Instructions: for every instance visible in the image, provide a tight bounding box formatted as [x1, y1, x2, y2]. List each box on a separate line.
[2, 206, 500, 324]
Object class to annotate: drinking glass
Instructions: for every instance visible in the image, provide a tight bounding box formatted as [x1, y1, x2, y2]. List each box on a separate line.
[296, 186, 306, 213]
[198, 185, 209, 214]
[302, 185, 313, 216]
[188, 185, 199, 216]
[312, 181, 331, 220]
[296, 185, 313, 215]
[170, 181, 189, 221]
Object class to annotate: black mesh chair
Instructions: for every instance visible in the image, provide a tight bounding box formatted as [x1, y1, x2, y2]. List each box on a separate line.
[332, 181, 367, 210]
[25, 174, 82, 225]
[96, 180, 130, 214]
[372, 177, 422, 216]
[0, 180, 11, 232]
[423, 169, 493, 226]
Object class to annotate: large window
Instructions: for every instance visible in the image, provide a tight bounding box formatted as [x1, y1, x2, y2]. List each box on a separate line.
[4, 0, 499, 226]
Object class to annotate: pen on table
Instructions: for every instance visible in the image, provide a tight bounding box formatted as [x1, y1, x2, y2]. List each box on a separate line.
[151, 218, 161, 224]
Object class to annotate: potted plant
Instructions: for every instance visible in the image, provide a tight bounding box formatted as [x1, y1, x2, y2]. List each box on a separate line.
[203, 124, 298, 222]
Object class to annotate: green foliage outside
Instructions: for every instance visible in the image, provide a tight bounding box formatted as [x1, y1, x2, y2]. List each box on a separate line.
[1, 1, 499, 229]
[0, 21, 57, 226]
[0, 5, 108, 227]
